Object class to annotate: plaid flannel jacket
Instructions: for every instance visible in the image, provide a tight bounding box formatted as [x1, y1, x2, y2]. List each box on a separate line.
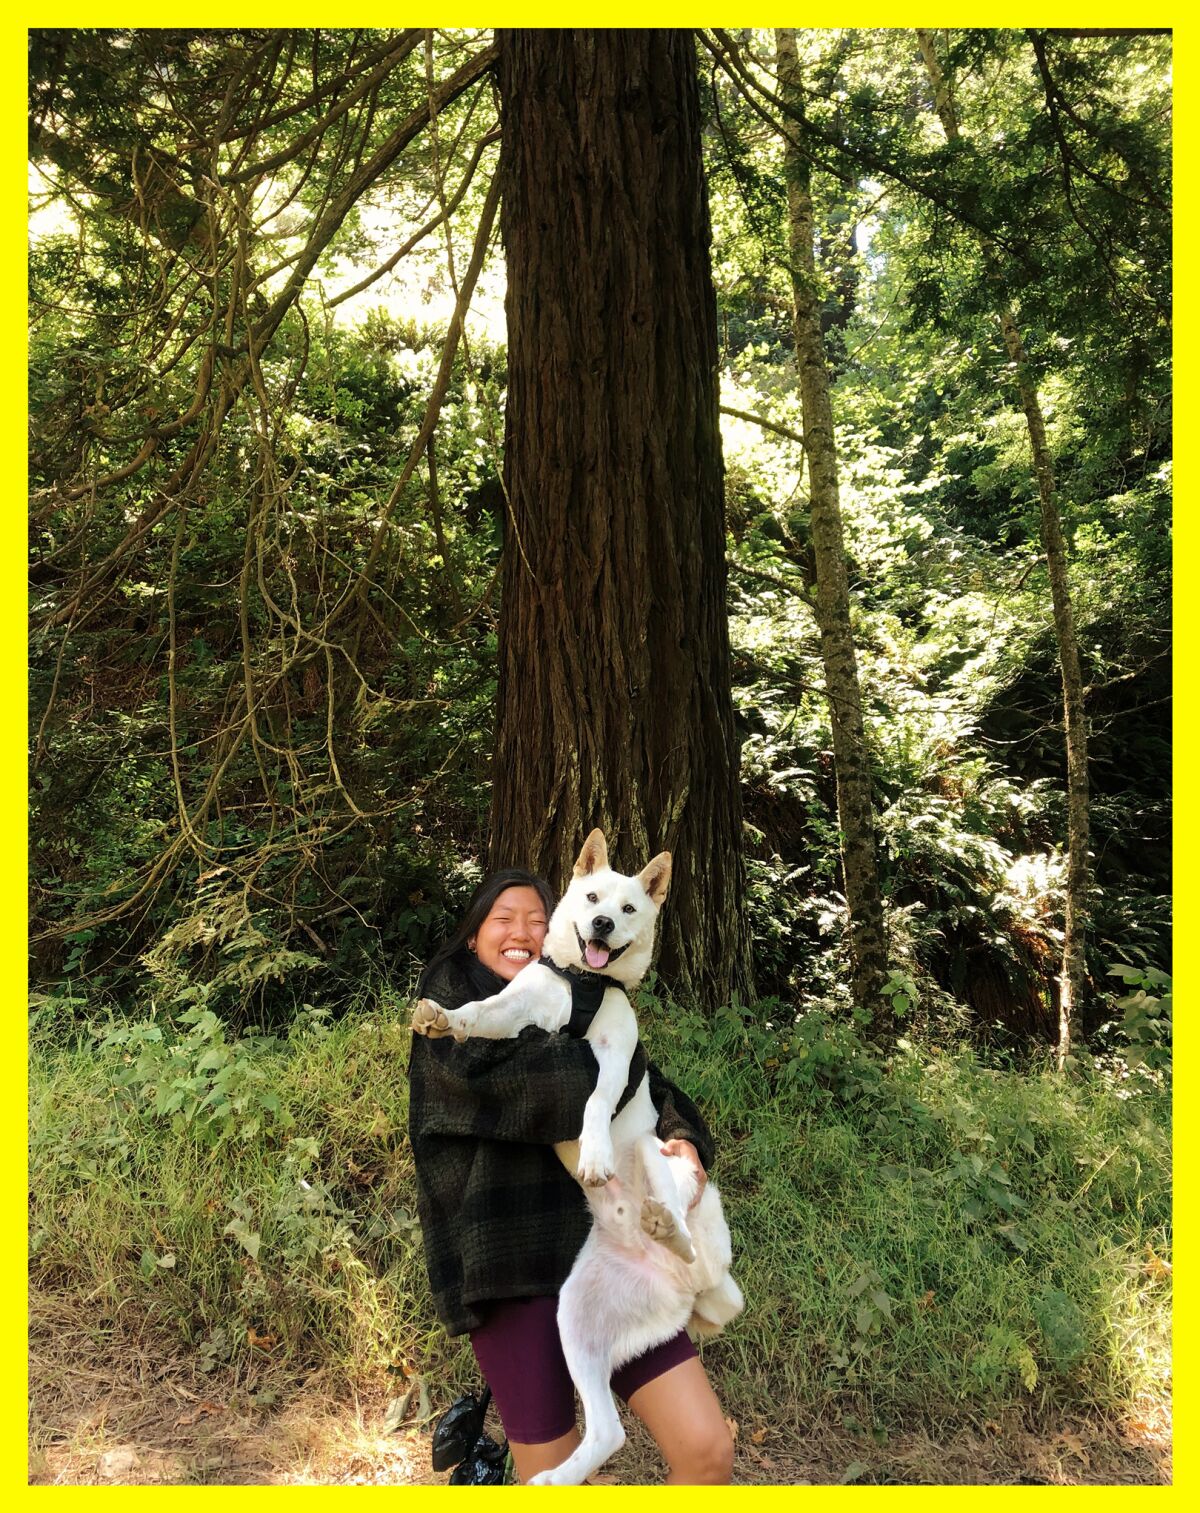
[407, 951, 715, 1337]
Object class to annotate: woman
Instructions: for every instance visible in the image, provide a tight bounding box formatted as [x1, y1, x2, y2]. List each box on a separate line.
[407, 867, 735, 1485]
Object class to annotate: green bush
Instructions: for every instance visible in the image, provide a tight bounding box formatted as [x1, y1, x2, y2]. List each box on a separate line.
[30, 967, 1171, 1426]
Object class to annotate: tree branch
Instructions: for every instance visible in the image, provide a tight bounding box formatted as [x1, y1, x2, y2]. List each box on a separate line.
[699, 28, 1027, 258]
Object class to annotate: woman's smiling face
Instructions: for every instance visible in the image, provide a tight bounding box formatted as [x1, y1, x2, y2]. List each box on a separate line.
[470, 886, 548, 981]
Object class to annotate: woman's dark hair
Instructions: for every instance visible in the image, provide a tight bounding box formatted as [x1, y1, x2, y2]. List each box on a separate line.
[419, 868, 556, 992]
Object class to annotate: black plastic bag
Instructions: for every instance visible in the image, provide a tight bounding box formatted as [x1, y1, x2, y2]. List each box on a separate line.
[432, 1385, 508, 1484]
[449, 1434, 509, 1485]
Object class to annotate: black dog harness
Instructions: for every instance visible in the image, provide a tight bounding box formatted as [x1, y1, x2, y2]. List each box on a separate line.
[538, 955, 613, 1036]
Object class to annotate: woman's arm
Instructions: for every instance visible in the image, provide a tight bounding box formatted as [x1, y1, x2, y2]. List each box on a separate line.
[647, 1060, 715, 1170]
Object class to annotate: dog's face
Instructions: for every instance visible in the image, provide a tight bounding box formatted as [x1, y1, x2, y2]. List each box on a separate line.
[543, 830, 671, 986]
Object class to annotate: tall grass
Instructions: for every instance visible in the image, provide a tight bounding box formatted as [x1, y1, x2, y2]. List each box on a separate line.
[29, 987, 1171, 1430]
[641, 995, 1170, 1427]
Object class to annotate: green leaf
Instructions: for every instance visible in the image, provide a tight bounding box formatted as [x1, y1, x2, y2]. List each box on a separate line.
[224, 1219, 261, 1262]
[996, 1222, 1029, 1251]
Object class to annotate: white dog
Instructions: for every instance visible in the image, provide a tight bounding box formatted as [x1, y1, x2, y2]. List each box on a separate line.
[412, 830, 743, 1486]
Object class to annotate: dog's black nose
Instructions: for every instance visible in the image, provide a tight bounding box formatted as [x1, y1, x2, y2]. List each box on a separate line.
[592, 915, 614, 938]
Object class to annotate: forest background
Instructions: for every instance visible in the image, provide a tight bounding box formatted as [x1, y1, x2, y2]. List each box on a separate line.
[27, 26, 1171, 1485]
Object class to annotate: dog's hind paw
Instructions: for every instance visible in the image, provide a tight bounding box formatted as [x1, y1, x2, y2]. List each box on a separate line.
[640, 1197, 696, 1263]
[411, 999, 452, 1037]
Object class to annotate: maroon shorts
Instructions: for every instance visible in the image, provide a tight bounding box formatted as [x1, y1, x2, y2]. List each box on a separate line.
[469, 1294, 698, 1445]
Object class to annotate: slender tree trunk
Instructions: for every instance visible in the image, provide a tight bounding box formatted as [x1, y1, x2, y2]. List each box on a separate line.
[490, 28, 753, 1011]
[917, 29, 1090, 1068]
[776, 28, 890, 1032]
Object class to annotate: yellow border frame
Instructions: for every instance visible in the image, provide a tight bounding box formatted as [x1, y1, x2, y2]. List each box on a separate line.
[11, 9, 1181, 1505]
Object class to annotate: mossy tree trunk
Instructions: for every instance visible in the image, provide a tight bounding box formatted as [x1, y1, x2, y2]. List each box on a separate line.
[917, 28, 1090, 1068]
[776, 27, 891, 1034]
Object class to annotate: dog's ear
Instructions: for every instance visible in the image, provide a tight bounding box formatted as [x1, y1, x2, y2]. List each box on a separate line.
[573, 829, 609, 877]
[638, 851, 672, 906]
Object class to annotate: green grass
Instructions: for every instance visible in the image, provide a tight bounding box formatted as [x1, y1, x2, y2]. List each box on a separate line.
[29, 988, 1171, 1433]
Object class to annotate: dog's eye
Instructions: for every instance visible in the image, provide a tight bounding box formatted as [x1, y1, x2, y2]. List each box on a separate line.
[622, 904, 636, 914]
[587, 892, 598, 904]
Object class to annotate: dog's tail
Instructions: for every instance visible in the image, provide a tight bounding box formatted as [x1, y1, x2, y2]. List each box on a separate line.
[688, 1273, 744, 1339]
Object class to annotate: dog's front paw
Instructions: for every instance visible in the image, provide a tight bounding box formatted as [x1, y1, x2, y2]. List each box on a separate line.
[577, 1134, 616, 1188]
[411, 999, 452, 1037]
[640, 1197, 696, 1263]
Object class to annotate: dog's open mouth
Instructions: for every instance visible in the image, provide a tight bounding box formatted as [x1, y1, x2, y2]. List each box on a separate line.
[574, 925, 629, 972]
[585, 939, 611, 970]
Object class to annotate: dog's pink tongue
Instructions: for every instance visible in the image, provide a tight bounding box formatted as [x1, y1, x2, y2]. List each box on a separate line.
[585, 941, 610, 970]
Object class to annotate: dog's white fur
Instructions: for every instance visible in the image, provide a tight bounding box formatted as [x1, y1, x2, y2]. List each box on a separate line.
[412, 830, 743, 1485]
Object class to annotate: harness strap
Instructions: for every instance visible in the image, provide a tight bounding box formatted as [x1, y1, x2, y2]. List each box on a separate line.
[538, 954, 610, 1035]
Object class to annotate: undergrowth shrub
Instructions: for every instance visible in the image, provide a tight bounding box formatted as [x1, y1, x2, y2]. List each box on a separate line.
[30, 981, 1171, 1429]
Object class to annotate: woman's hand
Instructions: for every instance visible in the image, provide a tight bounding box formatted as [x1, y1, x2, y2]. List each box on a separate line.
[660, 1138, 707, 1209]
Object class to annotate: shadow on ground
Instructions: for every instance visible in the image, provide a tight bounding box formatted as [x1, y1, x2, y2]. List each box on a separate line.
[29, 1317, 1171, 1487]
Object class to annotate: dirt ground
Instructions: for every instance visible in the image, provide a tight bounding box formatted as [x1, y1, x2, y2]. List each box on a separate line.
[29, 1319, 1171, 1487]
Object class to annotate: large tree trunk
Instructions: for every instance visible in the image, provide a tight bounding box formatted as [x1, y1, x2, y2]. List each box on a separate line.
[490, 28, 753, 1011]
[917, 29, 1090, 1068]
[776, 28, 890, 1032]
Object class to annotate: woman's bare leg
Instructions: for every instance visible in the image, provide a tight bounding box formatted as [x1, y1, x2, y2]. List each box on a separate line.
[626, 1356, 734, 1485]
[508, 1428, 581, 1484]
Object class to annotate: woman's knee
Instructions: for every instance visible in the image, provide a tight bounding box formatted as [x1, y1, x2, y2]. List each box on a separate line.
[509, 1429, 581, 1484]
[626, 1355, 735, 1485]
[668, 1418, 735, 1484]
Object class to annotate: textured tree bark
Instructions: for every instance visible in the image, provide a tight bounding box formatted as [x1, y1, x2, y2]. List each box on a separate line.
[776, 28, 890, 1033]
[490, 28, 753, 1011]
[917, 29, 1090, 1068]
